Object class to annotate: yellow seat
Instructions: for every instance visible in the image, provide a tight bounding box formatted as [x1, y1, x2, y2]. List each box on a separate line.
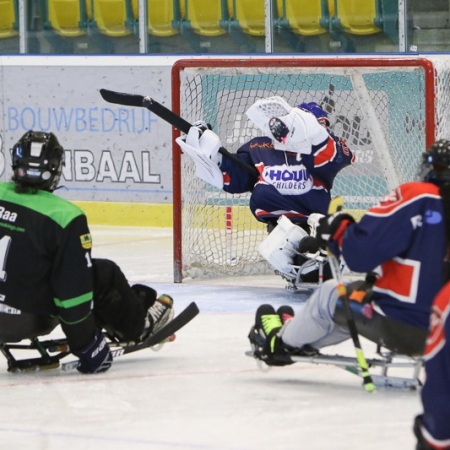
[276, 0, 328, 36]
[46, 0, 87, 37]
[92, 0, 132, 36]
[333, 0, 381, 35]
[180, 0, 226, 37]
[0, 0, 18, 38]
[228, 0, 264, 36]
[131, 0, 179, 36]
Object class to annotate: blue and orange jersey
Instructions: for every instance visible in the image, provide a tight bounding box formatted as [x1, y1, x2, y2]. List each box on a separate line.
[420, 281, 450, 447]
[219, 131, 354, 225]
[339, 182, 446, 328]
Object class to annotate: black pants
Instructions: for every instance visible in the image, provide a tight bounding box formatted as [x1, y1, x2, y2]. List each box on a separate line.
[0, 258, 157, 344]
[92, 258, 157, 341]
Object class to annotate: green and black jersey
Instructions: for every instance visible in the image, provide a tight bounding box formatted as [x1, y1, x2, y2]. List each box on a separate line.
[0, 182, 96, 347]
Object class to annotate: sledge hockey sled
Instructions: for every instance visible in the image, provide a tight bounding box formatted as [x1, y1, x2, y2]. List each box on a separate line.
[247, 301, 427, 390]
[0, 303, 199, 373]
[286, 346, 424, 390]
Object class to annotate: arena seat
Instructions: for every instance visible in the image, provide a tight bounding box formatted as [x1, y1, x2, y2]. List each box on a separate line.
[43, 0, 89, 37]
[228, 0, 265, 36]
[131, 0, 179, 37]
[276, 0, 329, 36]
[331, 0, 382, 35]
[180, 0, 227, 37]
[91, 0, 133, 37]
[0, 0, 18, 38]
[181, 0, 227, 37]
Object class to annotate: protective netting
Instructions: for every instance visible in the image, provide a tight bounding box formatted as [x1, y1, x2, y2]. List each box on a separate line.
[173, 57, 450, 281]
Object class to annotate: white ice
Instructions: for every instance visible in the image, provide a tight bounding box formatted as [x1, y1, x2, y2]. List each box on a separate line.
[0, 226, 423, 450]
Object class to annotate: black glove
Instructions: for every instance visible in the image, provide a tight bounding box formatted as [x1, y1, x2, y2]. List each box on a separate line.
[73, 330, 113, 374]
[316, 212, 355, 247]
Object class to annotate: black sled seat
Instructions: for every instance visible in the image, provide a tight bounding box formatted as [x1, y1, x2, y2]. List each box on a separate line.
[0, 311, 66, 372]
[0, 311, 59, 344]
[330, 301, 427, 389]
[333, 300, 428, 356]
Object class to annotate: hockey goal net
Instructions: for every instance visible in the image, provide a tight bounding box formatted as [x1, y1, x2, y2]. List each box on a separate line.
[172, 56, 450, 283]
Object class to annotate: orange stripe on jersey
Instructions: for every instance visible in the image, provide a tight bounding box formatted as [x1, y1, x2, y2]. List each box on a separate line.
[313, 178, 327, 190]
[374, 258, 420, 302]
[368, 182, 441, 216]
[424, 283, 450, 359]
[314, 139, 337, 168]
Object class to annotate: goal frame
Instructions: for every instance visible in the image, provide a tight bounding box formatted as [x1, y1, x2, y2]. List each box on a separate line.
[171, 57, 436, 283]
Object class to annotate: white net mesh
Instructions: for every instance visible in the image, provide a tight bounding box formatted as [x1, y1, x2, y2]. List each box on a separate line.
[173, 57, 447, 281]
[428, 55, 450, 141]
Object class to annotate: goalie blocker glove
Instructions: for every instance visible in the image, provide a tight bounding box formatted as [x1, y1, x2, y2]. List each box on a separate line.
[176, 125, 224, 188]
[72, 329, 113, 374]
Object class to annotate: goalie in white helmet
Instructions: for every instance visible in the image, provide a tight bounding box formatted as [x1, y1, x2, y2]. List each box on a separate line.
[176, 96, 355, 285]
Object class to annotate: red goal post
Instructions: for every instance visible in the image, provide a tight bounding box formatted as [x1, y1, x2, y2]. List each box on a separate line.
[171, 56, 441, 283]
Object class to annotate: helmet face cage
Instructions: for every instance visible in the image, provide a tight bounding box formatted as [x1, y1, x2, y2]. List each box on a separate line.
[297, 102, 330, 127]
[419, 139, 450, 185]
[12, 131, 65, 192]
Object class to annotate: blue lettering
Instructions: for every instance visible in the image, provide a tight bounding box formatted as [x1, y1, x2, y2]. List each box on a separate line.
[75, 108, 87, 132]
[102, 108, 116, 132]
[88, 107, 99, 132]
[268, 170, 281, 181]
[8, 107, 19, 130]
[52, 108, 74, 131]
[118, 108, 131, 133]
[21, 107, 36, 130]
[135, 109, 146, 134]
[7, 106, 158, 134]
[146, 110, 158, 134]
[268, 169, 309, 182]
[37, 109, 51, 132]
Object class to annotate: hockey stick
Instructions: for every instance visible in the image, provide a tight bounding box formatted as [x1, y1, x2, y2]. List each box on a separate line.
[58, 302, 199, 371]
[99, 89, 259, 178]
[327, 196, 376, 393]
[2, 302, 199, 372]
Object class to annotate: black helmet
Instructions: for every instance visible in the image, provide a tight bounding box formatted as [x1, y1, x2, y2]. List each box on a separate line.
[419, 139, 450, 186]
[12, 131, 65, 192]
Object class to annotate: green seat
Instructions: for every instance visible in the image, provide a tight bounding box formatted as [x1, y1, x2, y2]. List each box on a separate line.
[180, 0, 227, 37]
[0, 0, 18, 38]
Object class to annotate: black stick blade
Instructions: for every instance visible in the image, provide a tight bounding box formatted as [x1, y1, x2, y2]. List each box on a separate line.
[100, 89, 145, 107]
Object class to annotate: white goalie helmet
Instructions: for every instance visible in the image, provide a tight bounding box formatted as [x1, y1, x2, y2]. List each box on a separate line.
[246, 96, 329, 154]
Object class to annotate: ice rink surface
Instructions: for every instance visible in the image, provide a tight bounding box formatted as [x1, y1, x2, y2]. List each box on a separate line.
[0, 226, 422, 450]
